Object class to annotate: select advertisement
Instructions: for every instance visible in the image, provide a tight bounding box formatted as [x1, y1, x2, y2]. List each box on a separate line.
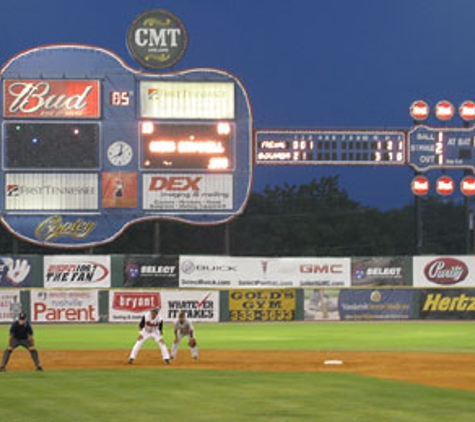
[43, 255, 111, 288]
[228, 289, 296, 322]
[338, 289, 414, 321]
[0, 290, 21, 322]
[351, 257, 410, 286]
[179, 256, 350, 289]
[418, 289, 475, 320]
[124, 255, 179, 288]
[30, 290, 99, 322]
[413, 256, 475, 288]
[109, 290, 219, 323]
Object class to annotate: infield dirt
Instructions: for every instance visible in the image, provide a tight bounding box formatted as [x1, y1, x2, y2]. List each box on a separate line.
[4, 350, 475, 393]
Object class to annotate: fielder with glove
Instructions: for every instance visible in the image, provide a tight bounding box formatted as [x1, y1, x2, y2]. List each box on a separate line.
[171, 311, 198, 360]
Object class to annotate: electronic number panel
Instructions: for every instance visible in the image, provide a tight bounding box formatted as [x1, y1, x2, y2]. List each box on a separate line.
[0, 45, 252, 247]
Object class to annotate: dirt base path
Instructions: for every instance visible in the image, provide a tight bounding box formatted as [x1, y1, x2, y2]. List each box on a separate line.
[4, 350, 475, 393]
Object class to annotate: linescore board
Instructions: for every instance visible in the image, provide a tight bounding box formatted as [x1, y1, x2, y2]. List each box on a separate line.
[256, 128, 475, 171]
[0, 45, 252, 247]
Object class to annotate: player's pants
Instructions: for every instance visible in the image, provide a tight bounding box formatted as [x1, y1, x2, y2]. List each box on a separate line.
[129, 331, 170, 361]
[1, 338, 41, 369]
[171, 333, 198, 359]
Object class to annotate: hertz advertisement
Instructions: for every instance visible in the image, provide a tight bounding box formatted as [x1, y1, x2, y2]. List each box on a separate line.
[418, 289, 475, 320]
[228, 289, 296, 322]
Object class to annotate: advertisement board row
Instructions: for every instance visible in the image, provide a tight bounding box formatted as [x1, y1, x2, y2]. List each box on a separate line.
[2, 254, 475, 289]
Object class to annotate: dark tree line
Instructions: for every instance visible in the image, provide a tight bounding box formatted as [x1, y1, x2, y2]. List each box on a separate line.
[0, 175, 468, 256]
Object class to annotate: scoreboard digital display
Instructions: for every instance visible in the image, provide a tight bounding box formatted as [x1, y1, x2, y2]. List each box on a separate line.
[256, 131, 405, 165]
[0, 45, 252, 247]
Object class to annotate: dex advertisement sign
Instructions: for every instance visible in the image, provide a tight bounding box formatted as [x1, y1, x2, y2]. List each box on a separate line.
[413, 256, 475, 288]
[179, 256, 350, 289]
[43, 255, 111, 288]
[31, 290, 99, 322]
[143, 174, 233, 211]
[109, 290, 219, 323]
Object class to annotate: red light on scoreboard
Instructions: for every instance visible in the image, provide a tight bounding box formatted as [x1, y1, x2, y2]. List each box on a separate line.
[459, 101, 475, 121]
[436, 175, 455, 196]
[410, 100, 430, 121]
[411, 175, 430, 196]
[435, 101, 454, 121]
[460, 176, 475, 196]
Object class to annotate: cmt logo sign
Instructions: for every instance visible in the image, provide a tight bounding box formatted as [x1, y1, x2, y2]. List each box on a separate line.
[299, 264, 344, 274]
[148, 176, 202, 191]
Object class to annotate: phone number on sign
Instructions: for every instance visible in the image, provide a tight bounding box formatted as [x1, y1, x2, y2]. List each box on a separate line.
[229, 309, 295, 322]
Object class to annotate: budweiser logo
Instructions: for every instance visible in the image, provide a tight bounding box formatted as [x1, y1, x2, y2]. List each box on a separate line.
[424, 258, 468, 285]
[4, 80, 100, 118]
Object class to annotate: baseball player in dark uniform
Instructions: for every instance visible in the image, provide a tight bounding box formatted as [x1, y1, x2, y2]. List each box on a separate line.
[1, 312, 43, 372]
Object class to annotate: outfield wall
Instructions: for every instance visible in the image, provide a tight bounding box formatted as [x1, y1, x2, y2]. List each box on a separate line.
[0, 254, 474, 322]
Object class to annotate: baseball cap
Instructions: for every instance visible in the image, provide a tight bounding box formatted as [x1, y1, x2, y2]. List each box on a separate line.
[18, 313, 27, 320]
[151, 307, 159, 314]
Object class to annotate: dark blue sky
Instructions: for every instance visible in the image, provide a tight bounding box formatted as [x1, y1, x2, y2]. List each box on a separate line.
[2, 0, 475, 210]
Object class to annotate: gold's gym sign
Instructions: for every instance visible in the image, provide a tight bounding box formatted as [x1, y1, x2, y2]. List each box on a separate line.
[127, 9, 188, 69]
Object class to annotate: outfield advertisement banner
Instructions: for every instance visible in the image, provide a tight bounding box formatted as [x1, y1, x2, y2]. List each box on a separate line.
[338, 289, 414, 320]
[109, 290, 219, 323]
[228, 289, 296, 322]
[413, 256, 475, 288]
[30, 290, 99, 322]
[304, 289, 340, 321]
[124, 255, 179, 288]
[418, 289, 475, 320]
[351, 257, 410, 286]
[179, 256, 350, 289]
[0, 290, 21, 322]
[43, 255, 111, 288]
[0, 256, 37, 288]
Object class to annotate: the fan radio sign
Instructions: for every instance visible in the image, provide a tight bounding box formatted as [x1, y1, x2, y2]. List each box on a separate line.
[0, 44, 252, 248]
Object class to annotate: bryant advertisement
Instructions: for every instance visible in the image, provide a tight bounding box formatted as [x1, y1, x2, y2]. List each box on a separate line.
[43, 255, 111, 288]
[124, 255, 179, 288]
[0, 45, 252, 248]
[351, 257, 410, 286]
[30, 290, 99, 323]
[109, 290, 218, 323]
[338, 289, 414, 321]
[228, 289, 296, 322]
[418, 289, 475, 320]
[0, 255, 37, 288]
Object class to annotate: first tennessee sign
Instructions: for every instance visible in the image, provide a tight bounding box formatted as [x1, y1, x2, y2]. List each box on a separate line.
[3, 80, 100, 118]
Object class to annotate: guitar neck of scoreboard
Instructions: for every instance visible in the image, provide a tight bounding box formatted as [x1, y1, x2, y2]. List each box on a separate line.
[255, 127, 475, 171]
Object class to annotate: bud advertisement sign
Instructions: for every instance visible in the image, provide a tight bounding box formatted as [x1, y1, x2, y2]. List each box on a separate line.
[0, 290, 21, 322]
[338, 289, 414, 321]
[413, 256, 475, 288]
[43, 255, 111, 288]
[124, 255, 179, 287]
[143, 174, 233, 211]
[3, 80, 101, 119]
[418, 289, 475, 320]
[0, 256, 36, 287]
[352, 257, 409, 287]
[31, 290, 99, 322]
[228, 289, 296, 322]
[109, 290, 218, 323]
[179, 256, 350, 289]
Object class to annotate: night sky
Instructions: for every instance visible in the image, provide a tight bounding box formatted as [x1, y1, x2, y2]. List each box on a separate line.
[2, 0, 475, 210]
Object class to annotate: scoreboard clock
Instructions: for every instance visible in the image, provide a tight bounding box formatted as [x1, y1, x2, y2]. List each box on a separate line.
[0, 45, 252, 247]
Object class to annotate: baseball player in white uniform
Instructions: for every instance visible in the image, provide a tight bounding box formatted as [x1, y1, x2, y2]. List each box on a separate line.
[171, 311, 198, 360]
[129, 307, 170, 364]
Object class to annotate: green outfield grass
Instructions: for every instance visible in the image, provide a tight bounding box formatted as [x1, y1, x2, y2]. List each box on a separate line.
[0, 321, 473, 353]
[0, 321, 474, 421]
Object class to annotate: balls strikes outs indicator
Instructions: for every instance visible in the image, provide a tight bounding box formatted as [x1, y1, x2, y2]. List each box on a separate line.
[436, 175, 455, 196]
[410, 100, 430, 121]
[460, 176, 475, 196]
[411, 175, 430, 196]
[459, 101, 475, 121]
[435, 101, 454, 121]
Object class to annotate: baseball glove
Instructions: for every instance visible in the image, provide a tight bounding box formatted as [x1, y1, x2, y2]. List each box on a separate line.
[188, 338, 197, 347]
